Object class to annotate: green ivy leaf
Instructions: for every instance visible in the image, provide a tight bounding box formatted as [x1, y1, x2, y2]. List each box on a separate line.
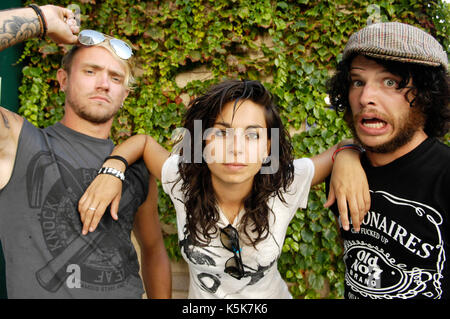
[17, 0, 443, 300]
[308, 273, 325, 291]
[301, 228, 314, 243]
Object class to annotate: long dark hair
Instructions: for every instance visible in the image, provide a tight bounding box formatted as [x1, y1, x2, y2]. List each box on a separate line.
[327, 53, 450, 138]
[176, 80, 294, 247]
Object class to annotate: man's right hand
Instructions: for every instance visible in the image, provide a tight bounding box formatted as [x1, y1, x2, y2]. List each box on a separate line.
[41, 5, 79, 44]
[0, 5, 79, 51]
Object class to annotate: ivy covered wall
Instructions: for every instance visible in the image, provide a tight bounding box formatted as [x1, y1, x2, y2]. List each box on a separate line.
[19, 0, 449, 298]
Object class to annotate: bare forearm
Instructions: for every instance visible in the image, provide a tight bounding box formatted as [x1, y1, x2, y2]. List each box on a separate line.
[1, 5, 78, 51]
[141, 250, 172, 298]
[0, 8, 41, 51]
[310, 139, 354, 185]
[110, 134, 169, 180]
[310, 144, 338, 186]
[110, 134, 148, 167]
[134, 177, 171, 298]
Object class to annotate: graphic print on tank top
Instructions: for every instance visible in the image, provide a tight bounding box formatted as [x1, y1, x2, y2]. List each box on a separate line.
[26, 151, 142, 293]
[343, 190, 445, 299]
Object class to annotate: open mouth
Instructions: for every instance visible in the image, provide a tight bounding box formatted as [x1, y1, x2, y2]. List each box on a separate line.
[361, 117, 387, 129]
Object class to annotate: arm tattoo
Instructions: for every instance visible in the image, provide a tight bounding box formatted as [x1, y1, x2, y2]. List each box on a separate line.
[0, 15, 40, 51]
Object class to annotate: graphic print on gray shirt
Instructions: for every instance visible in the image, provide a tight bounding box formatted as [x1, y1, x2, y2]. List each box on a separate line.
[0, 120, 149, 298]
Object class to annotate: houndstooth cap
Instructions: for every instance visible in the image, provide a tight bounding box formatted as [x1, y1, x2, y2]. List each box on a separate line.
[343, 22, 448, 69]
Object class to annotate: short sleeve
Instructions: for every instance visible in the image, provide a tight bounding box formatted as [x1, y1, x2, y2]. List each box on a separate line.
[291, 158, 315, 209]
[126, 159, 150, 205]
[161, 154, 181, 195]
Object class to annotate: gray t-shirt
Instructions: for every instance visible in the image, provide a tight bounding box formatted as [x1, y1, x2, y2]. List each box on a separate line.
[0, 120, 149, 298]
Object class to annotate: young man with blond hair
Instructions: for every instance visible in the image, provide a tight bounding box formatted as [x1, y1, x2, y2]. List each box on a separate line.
[0, 5, 170, 298]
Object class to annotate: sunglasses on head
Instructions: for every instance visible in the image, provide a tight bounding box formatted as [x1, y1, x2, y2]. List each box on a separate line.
[78, 29, 133, 60]
[220, 224, 244, 279]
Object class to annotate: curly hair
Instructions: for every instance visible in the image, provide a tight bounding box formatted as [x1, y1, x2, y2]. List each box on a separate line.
[327, 53, 450, 138]
[176, 80, 294, 247]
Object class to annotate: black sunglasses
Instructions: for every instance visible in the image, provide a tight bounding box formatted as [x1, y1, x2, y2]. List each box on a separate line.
[220, 224, 244, 279]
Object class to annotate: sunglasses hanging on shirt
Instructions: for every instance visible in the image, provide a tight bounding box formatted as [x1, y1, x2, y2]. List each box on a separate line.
[220, 224, 245, 279]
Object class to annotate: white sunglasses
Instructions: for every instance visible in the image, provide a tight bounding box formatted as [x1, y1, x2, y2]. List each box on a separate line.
[78, 29, 133, 60]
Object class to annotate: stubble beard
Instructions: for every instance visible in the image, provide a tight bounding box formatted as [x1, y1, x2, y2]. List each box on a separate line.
[65, 90, 119, 124]
[346, 107, 426, 154]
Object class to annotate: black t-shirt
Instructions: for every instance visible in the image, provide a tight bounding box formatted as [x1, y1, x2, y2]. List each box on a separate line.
[330, 138, 450, 299]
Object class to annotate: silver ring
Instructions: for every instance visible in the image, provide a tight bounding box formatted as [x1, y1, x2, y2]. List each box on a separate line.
[88, 207, 96, 211]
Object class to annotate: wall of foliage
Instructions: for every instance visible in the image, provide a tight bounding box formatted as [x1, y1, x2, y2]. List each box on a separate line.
[19, 0, 449, 298]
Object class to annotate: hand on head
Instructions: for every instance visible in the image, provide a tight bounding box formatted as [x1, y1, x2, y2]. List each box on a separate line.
[41, 5, 79, 44]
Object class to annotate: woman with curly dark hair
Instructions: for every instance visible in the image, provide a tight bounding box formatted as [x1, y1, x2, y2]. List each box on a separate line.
[325, 22, 450, 299]
[79, 80, 369, 298]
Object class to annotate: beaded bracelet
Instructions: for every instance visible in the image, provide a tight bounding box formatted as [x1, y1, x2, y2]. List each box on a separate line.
[28, 4, 47, 39]
[332, 144, 364, 162]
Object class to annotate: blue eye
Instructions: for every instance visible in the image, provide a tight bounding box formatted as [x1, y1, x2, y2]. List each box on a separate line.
[352, 80, 363, 88]
[246, 131, 260, 140]
[214, 129, 229, 137]
[384, 78, 397, 87]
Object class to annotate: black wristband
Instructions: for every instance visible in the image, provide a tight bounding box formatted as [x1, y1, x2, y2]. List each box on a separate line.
[28, 4, 47, 39]
[104, 155, 129, 170]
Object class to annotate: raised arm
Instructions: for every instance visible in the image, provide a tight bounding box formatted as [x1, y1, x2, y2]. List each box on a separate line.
[0, 107, 23, 189]
[309, 140, 370, 232]
[1, 5, 79, 188]
[0, 5, 79, 51]
[78, 134, 170, 234]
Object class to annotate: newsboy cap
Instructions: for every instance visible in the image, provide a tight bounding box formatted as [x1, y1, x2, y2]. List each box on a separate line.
[343, 22, 448, 69]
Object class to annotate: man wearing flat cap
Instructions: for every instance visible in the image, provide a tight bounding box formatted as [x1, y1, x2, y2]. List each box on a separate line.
[327, 22, 449, 299]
